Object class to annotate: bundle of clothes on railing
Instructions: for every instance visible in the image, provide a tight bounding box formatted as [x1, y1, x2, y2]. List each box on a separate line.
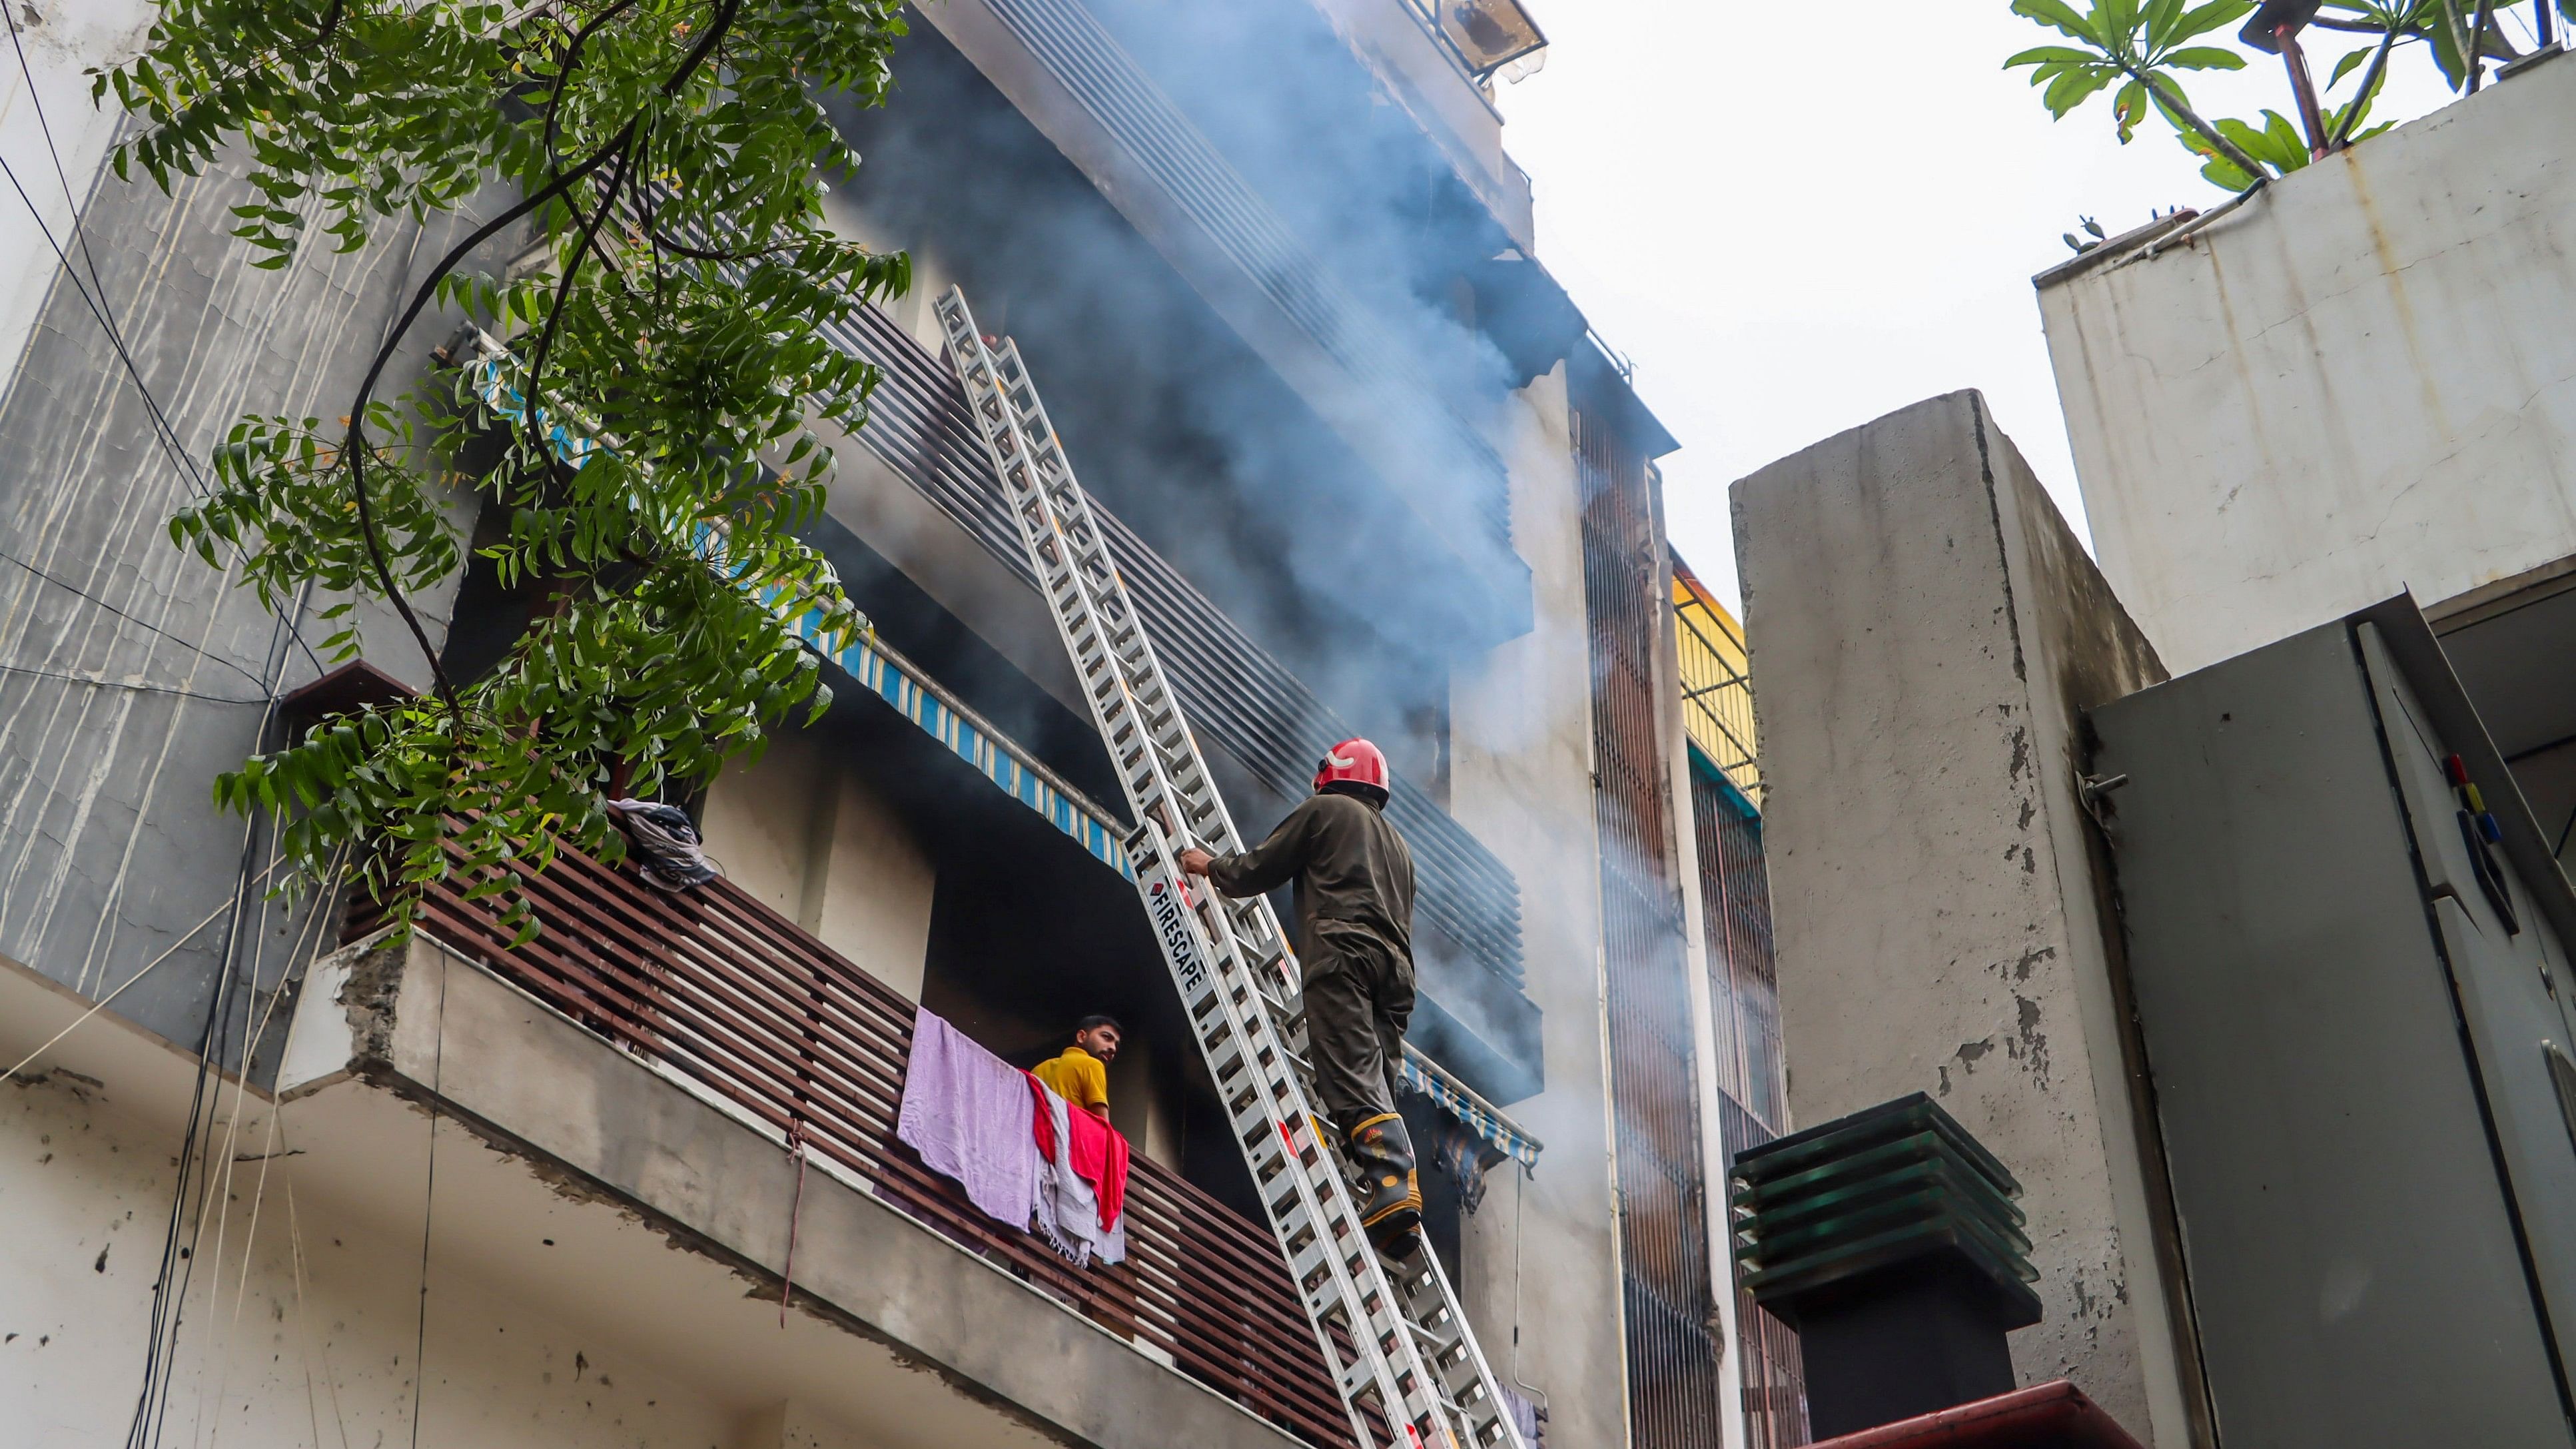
[894, 1008, 1132, 1266]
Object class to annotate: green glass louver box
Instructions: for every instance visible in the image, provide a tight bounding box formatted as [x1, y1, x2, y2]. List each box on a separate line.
[1730, 1092, 2042, 1328]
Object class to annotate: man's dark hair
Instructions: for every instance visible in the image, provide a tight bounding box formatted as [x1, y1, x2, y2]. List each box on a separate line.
[1075, 1013, 1124, 1035]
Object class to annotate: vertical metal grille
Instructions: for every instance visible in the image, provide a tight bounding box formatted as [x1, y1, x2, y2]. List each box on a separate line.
[1575, 403, 1728, 1449]
[1695, 772, 1809, 1447]
[1693, 774, 1784, 1130]
[1717, 1094, 1811, 1449]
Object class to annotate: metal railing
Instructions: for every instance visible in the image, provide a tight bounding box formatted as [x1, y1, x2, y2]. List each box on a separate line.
[1672, 579, 1761, 805]
[1574, 400, 1731, 1449]
[346, 833, 1364, 1449]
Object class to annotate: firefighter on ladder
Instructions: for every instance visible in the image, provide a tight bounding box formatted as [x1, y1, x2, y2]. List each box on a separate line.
[1179, 738, 1423, 1254]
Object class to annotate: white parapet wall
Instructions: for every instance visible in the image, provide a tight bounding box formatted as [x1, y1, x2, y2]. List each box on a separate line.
[2038, 50, 2576, 675]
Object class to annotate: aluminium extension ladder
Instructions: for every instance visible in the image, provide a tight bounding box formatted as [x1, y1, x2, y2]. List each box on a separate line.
[935, 287, 1525, 1449]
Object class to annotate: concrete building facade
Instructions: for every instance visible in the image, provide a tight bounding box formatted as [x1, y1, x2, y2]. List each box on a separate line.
[0, 3, 1783, 1448]
[1733, 394, 2190, 1447]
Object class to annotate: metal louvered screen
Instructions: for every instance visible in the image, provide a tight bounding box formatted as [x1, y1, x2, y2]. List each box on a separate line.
[1575, 400, 1727, 1449]
[1693, 769, 1807, 1446]
[820, 302, 1527, 987]
[1693, 771, 1783, 1130]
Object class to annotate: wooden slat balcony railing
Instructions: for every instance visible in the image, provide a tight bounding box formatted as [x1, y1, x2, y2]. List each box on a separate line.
[344, 832, 1365, 1449]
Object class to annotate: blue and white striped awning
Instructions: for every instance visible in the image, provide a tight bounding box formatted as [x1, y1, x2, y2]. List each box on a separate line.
[783, 609, 1135, 879]
[467, 343, 1133, 877]
[1401, 1051, 1542, 1173]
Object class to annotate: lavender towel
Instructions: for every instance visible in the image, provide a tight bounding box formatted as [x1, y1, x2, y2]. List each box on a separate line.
[896, 1007, 1042, 1229]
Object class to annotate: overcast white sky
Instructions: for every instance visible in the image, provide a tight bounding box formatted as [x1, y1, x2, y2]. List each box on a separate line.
[1495, 0, 2484, 612]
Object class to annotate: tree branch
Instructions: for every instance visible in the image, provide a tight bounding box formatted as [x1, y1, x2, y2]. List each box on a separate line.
[2465, 0, 2495, 91]
[335, 0, 745, 722]
[520, 135, 636, 471]
[661, 0, 742, 99]
[2130, 63, 2274, 187]
[2435, 0, 2474, 79]
[541, 0, 644, 173]
[339, 129, 634, 723]
[2330, 27, 2400, 147]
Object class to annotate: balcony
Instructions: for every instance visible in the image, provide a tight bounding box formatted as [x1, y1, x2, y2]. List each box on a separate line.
[298, 828, 1372, 1449]
[1673, 553, 1761, 807]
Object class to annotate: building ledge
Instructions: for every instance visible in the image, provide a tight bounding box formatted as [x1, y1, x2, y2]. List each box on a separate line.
[274, 929, 1322, 1449]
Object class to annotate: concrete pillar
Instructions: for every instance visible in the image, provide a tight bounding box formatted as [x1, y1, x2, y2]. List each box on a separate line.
[1731, 392, 2194, 1446]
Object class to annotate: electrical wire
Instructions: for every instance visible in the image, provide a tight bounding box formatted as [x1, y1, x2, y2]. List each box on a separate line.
[5, 2, 209, 498]
[0, 879, 270, 1085]
[0, 21, 328, 680]
[0, 545, 274, 691]
[122, 666, 286, 1449]
[133, 583, 308, 1449]
[196, 840, 349, 1448]
[0, 39, 313, 1447]
[0, 147, 327, 680]
[0, 660, 269, 704]
[407, 945, 450, 1449]
[2, 0, 113, 310]
[283, 1176, 358, 1449]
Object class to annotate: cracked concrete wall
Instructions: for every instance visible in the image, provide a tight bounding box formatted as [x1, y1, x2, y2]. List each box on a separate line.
[0, 136, 488, 1066]
[1733, 393, 2191, 1446]
[0, 1064, 750, 1449]
[2038, 53, 2576, 676]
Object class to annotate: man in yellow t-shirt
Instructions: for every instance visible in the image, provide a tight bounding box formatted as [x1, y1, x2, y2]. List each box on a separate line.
[1033, 1014, 1120, 1119]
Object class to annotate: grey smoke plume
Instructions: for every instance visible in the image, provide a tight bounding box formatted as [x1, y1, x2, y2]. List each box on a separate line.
[811, 0, 1615, 1099]
[826, 2, 1540, 785]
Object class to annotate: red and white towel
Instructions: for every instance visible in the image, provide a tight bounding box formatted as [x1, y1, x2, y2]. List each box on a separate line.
[1029, 1075, 1130, 1267]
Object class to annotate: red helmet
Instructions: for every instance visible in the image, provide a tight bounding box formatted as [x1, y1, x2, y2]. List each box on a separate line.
[1313, 738, 1390, 793]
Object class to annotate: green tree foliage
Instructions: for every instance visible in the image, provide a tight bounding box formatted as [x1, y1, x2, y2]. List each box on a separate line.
[2009, 0, 2569, 193]
[98, 0, 911, 941]
[2177, 100, 2393, 189]
[2006, 0, 2266, 178]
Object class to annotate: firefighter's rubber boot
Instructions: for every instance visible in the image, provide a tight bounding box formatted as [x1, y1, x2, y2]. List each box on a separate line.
[1345, 1111, 1423, 1256]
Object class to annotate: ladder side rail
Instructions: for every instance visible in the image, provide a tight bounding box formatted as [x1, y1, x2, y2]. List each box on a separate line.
[935, 294, 1428, 1448]
[982, 416, 1411, 1449]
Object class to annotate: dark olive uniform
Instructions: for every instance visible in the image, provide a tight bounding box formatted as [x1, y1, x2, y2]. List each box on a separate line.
[1203, 785, 1416, 1129]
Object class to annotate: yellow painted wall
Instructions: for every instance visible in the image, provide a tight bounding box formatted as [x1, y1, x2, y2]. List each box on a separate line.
[1671, 554, 1760, 804]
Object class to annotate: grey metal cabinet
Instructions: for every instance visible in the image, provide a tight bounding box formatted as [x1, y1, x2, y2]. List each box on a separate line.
[2091, 599, 2576, 1446]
